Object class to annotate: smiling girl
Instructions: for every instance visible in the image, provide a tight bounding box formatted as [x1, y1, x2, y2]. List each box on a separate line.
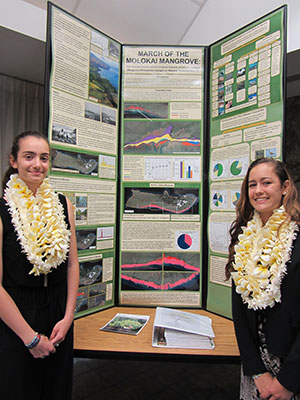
[0, 131, 79, 399]
[226, 158, 300, 400]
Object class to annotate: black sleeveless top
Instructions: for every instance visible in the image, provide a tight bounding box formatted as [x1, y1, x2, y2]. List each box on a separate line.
[0, 194, 70, 289]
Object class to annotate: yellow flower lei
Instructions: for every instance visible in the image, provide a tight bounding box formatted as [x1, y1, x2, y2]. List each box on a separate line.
[232, 206, 298, 310]
[5, 174, 70, 276]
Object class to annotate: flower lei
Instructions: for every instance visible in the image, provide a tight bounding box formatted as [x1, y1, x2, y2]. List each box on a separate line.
[232, 206, 298, 310]
[5, 174, 70, 276]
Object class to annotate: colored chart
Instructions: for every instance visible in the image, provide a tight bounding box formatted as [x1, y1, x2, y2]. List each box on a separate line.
[173, 158, 201, 181]
[100, 155, 115, 168]
[124, 124, 201, 154]
[97, 227, 114, 240]
[230, 160, 243, 176]
[177, 234, 192, 250]
[145, 158, 172, 180]
[213, 163, 223, 177]
[212, 192, 223, 207]
[232, 192, 240, 207]
[181, 161, 192, 178]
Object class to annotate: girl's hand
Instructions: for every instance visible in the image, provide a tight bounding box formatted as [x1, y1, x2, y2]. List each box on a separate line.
[254, 372, 274, 399]
[49, 317, 72, 347]
[267, 378, 294, 400]
[255, 374, 293, 400]
[29, 334, 56, 359]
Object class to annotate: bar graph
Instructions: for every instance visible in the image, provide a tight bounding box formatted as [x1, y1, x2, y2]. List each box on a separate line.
[174, 158, 200, 181]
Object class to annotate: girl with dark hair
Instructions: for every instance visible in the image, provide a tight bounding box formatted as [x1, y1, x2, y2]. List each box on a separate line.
[226, 157, 300, 400]
[0, 131, 79, 399]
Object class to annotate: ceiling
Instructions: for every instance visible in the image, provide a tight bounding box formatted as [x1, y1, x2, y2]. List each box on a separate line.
[0, 0, 299, 88]
[0, 0, 209, 85]
[23, 0, 208, 45]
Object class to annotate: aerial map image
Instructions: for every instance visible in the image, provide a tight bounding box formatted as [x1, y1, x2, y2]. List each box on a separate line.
[124, 121, 201, 154]
[89, 51, 119, 108]
[124, 187, 199, 214]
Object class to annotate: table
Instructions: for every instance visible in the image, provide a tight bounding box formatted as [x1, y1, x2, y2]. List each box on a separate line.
[74, 307, 240, 362]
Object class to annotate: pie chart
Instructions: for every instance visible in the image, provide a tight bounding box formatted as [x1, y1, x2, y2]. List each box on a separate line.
[177, 234, 192, 250]
[232, 192, 240, 206]
[213, 163, 223, 177]
[230, 160, 243, 176]
[213, 192, 223, 207]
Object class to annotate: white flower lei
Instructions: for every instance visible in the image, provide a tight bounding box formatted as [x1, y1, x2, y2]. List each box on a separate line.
[232, 206, 298, 310]
[5, 174, 70, 276]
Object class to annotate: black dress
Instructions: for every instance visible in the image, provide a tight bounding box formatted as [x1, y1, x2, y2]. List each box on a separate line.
[240, 311, 300, 399]
[0, 195, 73, 400]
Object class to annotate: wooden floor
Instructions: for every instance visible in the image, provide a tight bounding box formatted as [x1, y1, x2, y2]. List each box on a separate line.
[74, 307, 239, 360]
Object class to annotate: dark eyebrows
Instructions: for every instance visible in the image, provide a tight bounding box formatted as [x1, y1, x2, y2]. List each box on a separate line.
[248, 176, 273, 184]
[22, 151, 49, 156]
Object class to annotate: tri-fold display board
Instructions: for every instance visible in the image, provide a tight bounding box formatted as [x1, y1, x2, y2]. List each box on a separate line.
[45, 3, 286, 318]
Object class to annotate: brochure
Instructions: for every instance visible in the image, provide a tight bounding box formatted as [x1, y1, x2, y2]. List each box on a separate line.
[100, 313, 150, 335]
[152, 307, 215, 349]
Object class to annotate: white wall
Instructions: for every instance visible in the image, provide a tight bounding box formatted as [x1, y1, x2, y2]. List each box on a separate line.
[0, 0, 46, 41]
[183, 0, 300, 53]
[1, 0, 300, 52]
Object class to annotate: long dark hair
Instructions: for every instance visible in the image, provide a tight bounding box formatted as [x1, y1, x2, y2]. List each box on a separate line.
[225, 158, 300, 279]
[2, 131, 49, 195]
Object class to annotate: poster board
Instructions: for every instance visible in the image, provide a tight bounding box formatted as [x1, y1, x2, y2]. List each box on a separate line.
[119, 45, 205, 307]
[206, 6, 286, 317]
[45, 4, 121, 317]
[45, 3, 286, 318]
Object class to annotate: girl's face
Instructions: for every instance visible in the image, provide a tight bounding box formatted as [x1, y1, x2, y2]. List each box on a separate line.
[10, 136, 50, 194]
[248, 163, 289, 225]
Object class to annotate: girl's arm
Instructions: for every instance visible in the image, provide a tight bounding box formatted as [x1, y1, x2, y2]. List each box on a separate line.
[49, 198, 79, 345]
[0, 218, 55, 358]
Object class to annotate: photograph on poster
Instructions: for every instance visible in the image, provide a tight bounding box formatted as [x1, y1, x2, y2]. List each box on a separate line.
[76, 207, 87, 222]
[51, 149, 98, 175]
[52, 123, 77, 145]
[75, 280, 107, 313]
[124, 187, 199, 215]
[77, 282, 106, 311]
[76, 228, 97, 251]
[121, 252, 200, 272]
[89, 51, 119, 107]
[124, 102, 168, 119]
[163, 253, 200, 272]
[74, 195, 88, 223]
[76, 195, 87, 208]
[89, 282, 106, 297]
[121, 252, 200, 291]
[102, 107, 117, 125]
[89, 292, 106, 308]
[109, 41, 120, 58]
[225, 85, 233, 95]
[124, 121, 200, 154]
[79, 260, 102, 287]
[121, 252, 163, 271]
[76, 288, 88, 313]
[85, 101, 101, 121]
[121, 270, 199, 291]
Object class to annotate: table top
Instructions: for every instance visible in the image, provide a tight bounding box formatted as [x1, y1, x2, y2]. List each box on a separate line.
[74, 307, 240, 359]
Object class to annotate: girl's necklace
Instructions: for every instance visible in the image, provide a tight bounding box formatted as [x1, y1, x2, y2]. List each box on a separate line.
[5, 174, 70, 276]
